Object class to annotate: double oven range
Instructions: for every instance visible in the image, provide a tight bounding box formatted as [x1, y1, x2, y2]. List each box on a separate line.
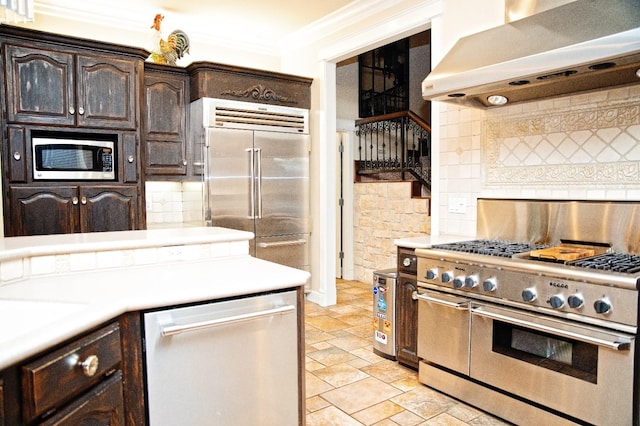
[415, 199, 640, 426]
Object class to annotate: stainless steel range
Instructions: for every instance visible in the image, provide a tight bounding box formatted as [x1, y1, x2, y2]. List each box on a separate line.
[415, 199, 640, 426]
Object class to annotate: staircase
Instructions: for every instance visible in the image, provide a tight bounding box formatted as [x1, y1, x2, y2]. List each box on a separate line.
[355, 110, 431, 192]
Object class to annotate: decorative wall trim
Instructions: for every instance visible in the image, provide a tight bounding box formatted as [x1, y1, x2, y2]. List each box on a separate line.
[483, 98, 640, 187]
[221, 84, 296, 103]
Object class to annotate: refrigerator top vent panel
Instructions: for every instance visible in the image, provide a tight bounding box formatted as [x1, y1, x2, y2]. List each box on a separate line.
[200, 98, 309, 134]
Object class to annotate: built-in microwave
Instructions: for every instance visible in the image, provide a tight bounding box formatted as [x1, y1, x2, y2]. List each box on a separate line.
[32, 137, 116, 180]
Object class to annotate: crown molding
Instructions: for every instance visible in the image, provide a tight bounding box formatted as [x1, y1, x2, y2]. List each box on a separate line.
[286, 0, 441, 62]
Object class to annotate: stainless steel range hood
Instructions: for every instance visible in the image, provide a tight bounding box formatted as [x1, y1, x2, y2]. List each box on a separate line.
[422, 0, 640, 108]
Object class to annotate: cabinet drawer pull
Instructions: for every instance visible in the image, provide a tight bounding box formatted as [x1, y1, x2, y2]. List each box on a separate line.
[78, 106, 85, 115]
[128, 155, 135, 163]
[81, 196, 87, 205]
[79, 355, 99, 377]
[13, 151, 21, 161]
[69, 106, 75, 115]
[72, 196, 79, 205]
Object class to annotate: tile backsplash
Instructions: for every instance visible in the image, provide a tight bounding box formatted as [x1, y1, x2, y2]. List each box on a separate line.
[484, 96, 640, 188]
[439, 85, 640, 236]
[146, 181, 204, 225]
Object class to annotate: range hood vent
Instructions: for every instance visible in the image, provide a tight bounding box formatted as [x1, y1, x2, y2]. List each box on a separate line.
[204, 98, 309, 134]
[422, 0, 640, 108]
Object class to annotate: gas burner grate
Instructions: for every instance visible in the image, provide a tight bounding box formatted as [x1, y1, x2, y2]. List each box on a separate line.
[568, 253, 640, 274]
[432, 239, 549, 258]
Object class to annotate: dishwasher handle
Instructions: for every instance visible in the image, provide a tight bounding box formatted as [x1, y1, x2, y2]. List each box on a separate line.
[161, 305, 296, 337]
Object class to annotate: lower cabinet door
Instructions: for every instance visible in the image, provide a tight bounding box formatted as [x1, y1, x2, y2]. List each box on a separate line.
[41, 372, 124, 426]
[396, 273, 419, 369]
[79, 186, 138, 233]
[8, 186, 77, 236]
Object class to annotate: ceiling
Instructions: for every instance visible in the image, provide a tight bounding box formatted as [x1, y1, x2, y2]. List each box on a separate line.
[35, 0, 358, 50]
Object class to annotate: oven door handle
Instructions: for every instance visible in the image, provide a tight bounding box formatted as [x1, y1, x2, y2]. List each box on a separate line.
[471, 306, 631, 351]
[416, 293, 469, 310]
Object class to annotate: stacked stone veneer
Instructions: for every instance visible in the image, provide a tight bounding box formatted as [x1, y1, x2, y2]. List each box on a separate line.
[353, 181, 431, 283]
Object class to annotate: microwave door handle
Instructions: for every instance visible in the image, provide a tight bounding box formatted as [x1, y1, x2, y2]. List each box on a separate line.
[471, 306, 631, 351]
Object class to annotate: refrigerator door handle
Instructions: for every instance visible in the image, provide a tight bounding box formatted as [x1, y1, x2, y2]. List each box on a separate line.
[246, 147, 255, 219]
[255, 148, 263, 219]
[257, 239, 307, 248]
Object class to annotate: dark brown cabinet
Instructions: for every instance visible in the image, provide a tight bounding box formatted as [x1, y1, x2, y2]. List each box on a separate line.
[1, 26, 148, 237]
[143, 64, 189, 176]
[5, 44, 138, 130]
[15, 322, 124, 425]
[396, 247, 419, 369]
[8, 185, 138, 236]
[0, 377, 4, 426]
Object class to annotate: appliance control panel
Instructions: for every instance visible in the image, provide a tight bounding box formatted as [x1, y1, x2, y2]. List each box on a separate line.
[417, 255, 637, 328]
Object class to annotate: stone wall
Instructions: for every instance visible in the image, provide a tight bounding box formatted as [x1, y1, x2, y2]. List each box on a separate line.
[353, 181, 431, 283]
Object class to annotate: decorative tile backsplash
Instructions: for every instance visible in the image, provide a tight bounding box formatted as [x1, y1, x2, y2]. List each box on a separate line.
[438, 87, 640, 237]
[483, 98, 640, 187]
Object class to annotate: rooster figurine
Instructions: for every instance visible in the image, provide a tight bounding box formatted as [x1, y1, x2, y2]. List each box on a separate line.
[149, 14, 190, 66]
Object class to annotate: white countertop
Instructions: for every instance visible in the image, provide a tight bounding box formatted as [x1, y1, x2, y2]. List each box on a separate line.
[0, 228, 309, 370]
[394, 234, 474, 249]
[0, 227, 254, 261]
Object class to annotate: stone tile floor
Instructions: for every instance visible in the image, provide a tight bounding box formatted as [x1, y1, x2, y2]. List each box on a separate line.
[305, 279, 510, 425]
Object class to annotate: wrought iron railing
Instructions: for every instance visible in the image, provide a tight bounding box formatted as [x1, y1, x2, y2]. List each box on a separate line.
[355, 111, 431, 191]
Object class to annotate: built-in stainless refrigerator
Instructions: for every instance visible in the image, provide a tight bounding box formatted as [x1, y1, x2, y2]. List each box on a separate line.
[191, 98, 310, 271]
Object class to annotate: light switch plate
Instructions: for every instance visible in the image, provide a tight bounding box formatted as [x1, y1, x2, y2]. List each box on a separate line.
[448, 197, 467, 214]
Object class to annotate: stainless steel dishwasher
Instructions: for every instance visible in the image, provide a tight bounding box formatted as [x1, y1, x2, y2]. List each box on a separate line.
[143, 290, 299, 425]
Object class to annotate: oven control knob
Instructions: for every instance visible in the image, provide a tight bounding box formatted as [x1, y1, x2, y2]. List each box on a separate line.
[453, 276, 465, 289]
[465, 274, 479, 288]
[441, 271, 454, 283]
[522, 288, 537, 303]
[567, 294, 584, 309]
[594, 298, 612, 315]
[482, 277, 497, 292]
[549, 295, 565, 309]
[426, 268, 438, 280]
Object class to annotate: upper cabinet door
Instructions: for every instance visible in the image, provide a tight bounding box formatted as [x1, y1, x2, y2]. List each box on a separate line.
[77, 55, 137, 129]
[143, 71, 188, 175]
[4, 44, 75, 126]
[4, 44, 137, 130]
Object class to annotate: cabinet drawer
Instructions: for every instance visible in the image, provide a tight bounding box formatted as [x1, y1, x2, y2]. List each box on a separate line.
[21, 323, 121, 422]
[40, 371, 124, 426]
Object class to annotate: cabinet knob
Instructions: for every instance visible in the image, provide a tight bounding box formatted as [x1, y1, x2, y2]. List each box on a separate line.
[81, 196, 87, 205]
[182, 159, 187, 166]
[72, 196, 79, 205]
[78, 107, 85, 115]
[13, 151, 21, 161]
[411, 291, 418, 300]
[128, 155, 135, 163]
[79, 354, 99, 377]
[69, 107, 75, 115]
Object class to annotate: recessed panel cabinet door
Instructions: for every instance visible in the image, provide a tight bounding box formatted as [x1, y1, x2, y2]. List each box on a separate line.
[77, 55, 137, 129]
[4, 44, 75, 126]
[79, 186, 137, 233]
[144, 72, 188, 175]
[8, 186, 78, 236]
